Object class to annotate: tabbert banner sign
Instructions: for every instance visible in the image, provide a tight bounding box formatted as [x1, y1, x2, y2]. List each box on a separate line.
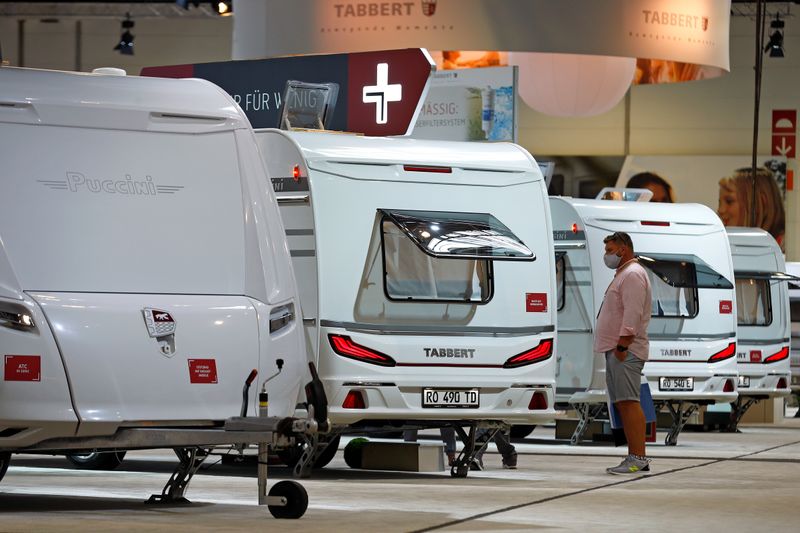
[141, 48, 435, 136]
[234, 0, 730, 73]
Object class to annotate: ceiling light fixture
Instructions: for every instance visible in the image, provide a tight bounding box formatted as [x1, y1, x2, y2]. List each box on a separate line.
[764, 14, 785, 58]
[113, 13, 134, 56]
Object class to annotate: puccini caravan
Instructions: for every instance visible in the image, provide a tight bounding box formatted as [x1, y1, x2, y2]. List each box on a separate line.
[550, 197, 738, 445]
[727, 228, 793, 428]
[0, 67, 317, 517]
[255, 129, 557, 475]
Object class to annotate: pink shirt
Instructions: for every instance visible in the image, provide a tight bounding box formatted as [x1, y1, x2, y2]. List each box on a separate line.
[593, 259, 652, 361]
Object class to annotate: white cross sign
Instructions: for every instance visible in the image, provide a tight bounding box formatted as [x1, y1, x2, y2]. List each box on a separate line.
[362, 63, 402, 125]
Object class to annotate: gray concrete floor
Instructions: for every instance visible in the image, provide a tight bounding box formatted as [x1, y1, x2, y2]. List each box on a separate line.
[2, 418, 799, 532]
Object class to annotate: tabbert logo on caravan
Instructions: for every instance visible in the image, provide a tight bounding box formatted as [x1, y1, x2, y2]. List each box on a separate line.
[334, 1, 437, 18]
[661, 348, 692, 357]
[38, 172, 184, 196]
[424, 347, 476, 359]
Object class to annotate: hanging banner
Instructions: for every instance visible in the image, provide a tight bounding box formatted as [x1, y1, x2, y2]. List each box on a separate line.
[235, 0, 730, 75]
[141, 48, 435, 137]
[410, 66, 516, 142]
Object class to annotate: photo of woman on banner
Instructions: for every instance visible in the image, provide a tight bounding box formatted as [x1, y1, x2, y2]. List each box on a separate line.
[717, 165, 786, 250]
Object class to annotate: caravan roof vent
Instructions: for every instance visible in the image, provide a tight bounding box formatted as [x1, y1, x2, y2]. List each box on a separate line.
[92, 67, 127, 76]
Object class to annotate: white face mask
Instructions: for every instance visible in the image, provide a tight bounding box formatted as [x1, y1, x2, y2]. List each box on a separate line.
[604, 252, 622, 269]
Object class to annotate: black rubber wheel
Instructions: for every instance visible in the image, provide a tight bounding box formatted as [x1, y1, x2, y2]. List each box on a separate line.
[0, 452, 10, 483]
[278, 435, 340, 469]
[268, 480, 309, 519]
[65, 451, 127, 470]
[510, 425, 537, 439]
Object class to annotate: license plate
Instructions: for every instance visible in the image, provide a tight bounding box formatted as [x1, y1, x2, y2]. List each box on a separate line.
[738, 376, 750, 388]
[422, 388, 479, 408]
[658, 377, 694, 391]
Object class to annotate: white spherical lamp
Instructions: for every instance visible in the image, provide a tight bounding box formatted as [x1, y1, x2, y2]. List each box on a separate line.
[509, 52, 636, 117]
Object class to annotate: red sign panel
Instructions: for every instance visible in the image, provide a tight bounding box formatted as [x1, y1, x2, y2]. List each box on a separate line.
[4, 355, 41, 382]
[749, 350, 762, 363]
[526, 293, 548, 313]
[719, 300, 733, 314]
[772, 110, 796, 133]
[772, 134, 796, 158]
[188, 358, 218, 384]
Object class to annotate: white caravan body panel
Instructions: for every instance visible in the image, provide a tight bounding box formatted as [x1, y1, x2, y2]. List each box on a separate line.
[257, 129, 557, 426]
[785, 262, 800, 392]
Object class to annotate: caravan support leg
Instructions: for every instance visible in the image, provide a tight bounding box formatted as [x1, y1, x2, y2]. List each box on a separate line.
[146, 447, 210, 504]
[726, 397, 760, 433]
[293, 433, 320, 479]
[450, 424, 496, 478]
[570, 403, 606, 445]
[663, 401, 698, 446]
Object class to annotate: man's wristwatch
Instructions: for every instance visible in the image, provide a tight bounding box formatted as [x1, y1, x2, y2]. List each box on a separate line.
[616, 344, 628, 352]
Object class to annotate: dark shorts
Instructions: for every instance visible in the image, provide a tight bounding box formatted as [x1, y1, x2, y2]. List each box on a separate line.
[605, 351, 645, 404]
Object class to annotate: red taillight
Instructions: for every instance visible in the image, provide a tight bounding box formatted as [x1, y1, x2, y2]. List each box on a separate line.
[403, 165, 452, 173]
[292, 164, 301, 180]
[342, 390, 366, 409]
[708, 342, 736, 363]
[641, 220, 670, 226]
[777, 377, 788, 389]
[723, 379, 735, 393]
[571, 223, 579, 234]
[528, 391, 548, 410]
[503, 339, 553, 369]
[328, 334, 396, 367]
[764, 347, 789, 364]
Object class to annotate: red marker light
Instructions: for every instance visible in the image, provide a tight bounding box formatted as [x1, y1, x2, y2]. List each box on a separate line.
[528, 391, 548, 410]
[403, 165, 452, 173]
[342, 390, 366, 409]
[641, 221, 670, 226]
[292, 165, 301, 181]
[571, 223, 579, 234]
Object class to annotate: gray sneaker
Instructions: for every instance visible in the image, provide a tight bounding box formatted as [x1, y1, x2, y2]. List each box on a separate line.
[606, 455, 651, 475]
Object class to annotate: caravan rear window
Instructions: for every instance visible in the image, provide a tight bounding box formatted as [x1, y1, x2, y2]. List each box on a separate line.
[735, 278, 773, 326]
[379, 210, 533, 303]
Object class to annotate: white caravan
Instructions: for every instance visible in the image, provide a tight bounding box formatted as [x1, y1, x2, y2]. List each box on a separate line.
[255, 129, 557, 475]
[786, 262, 800, 397]
[727, 228, 793, 427]
[0, 67, 316, 516]
[550, 197, 738, 445]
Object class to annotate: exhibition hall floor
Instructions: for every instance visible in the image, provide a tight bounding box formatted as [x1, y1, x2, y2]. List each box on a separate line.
[2, 419, 799, 532]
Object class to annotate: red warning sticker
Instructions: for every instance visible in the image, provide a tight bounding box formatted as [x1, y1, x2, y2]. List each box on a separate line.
[526, 293, 548, 313]
[4, 355, 41, 382]
[188, 358, 218, 384]
[750, 350, 762, 363]
[719, 300, 733, 314]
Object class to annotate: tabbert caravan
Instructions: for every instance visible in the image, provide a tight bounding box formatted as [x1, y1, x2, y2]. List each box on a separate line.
[727, 228, 793, 428]
[255, 129, 557, 475]
[785, 262, 800, 397]
[549, 197, 738, 445]
[0, 67, 316, 515]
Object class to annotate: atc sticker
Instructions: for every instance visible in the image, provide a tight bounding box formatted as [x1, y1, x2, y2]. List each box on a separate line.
[526, 293, 548, 313]
[4, 355, 41, 382]
[750, 350, 763, 363]
[188, 358, 218, 384]
[719, 300, 733, 314]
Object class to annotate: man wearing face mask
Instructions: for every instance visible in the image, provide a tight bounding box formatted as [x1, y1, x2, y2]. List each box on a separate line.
[595, 232, 652, 475]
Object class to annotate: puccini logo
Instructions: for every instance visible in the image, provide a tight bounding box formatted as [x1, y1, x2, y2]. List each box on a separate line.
[38, 172, 184, 196]
[642, 10, 709, 31]
[333, 1, 437, 17]
[424, 347, 476, 359]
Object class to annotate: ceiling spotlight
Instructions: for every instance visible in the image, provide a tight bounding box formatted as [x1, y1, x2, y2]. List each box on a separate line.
[113, 13, 135, 56]
[217, 1, 232, 16]
[764, 15, 785, 58]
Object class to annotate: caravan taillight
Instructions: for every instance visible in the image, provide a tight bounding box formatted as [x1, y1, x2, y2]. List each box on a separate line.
[403, 165, 452, 173]
[571, 223, 579, 233]
[777, 377, 788, 389]
[328, 335, 397, 367]
[292, 165, 301, 180]
[708, 342, 736, 363]
[503, 339, 554, 369]
[641, 221, 670, 226]
[764, 347, 789, 364]
[723, 379, 735, 393]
